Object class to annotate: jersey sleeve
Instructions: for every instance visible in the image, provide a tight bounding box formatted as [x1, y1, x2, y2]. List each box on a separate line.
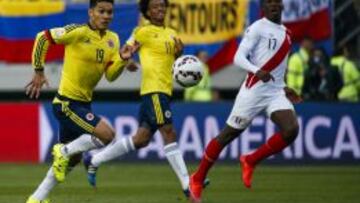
[127, 26, 147, 45]
[233, 24, 261, 73]
[48, 24, 84, 45]
[31, 24, 84, 70]
[31, 31, 51, 70]
[105, 35, 128, 82]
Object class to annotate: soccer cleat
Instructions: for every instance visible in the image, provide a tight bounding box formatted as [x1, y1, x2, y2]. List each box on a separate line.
[183, 178, 210, 198]
[83, 152, 98, 188]
[26, 196, 50, 203]
[240, 155, 255, 188]
[52, 144, 69, 183]
[188, 174, 204, 203]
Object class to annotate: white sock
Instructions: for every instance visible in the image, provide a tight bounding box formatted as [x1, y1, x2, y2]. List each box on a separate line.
[61, 134, 104, 157]
[91, 137, 135, 167]
[31, 168, 57, 200]
[164, 142, 190, 190]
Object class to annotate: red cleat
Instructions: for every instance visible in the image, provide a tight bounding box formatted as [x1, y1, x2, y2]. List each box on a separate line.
[239, 155, 255, 189]
[189, 174, 203, 203]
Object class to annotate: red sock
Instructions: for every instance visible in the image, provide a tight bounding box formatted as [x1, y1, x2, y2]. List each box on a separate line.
[246, 132, 288, 165]
[193, 139, 223, 182]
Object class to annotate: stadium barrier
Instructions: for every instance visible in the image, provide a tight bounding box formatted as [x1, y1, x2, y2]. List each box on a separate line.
[0, 102, 359, 164]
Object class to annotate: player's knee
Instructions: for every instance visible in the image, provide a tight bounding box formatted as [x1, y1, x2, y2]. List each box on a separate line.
[283, 122, 299, 143]
[133, 136, 151, 149]
[103, 130, 115, 145]
[97, 129, 115, 145]
[160, 126, 176, 144]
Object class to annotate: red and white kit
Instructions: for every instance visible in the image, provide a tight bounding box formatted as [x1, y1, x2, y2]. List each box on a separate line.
[227, 17, 294, 129]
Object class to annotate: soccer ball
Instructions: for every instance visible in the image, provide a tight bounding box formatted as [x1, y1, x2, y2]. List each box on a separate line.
[173, 55, 204, 87]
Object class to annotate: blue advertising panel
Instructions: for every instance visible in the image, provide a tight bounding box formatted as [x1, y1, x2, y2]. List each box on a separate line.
[42, 102, 360, 164]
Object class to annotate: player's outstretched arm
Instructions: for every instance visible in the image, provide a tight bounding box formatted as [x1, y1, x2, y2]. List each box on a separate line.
[105, 57, 128, 82]
[26, 31, 51, 99]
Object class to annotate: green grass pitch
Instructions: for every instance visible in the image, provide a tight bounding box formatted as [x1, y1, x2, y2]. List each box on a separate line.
[0, 163, 359, 203]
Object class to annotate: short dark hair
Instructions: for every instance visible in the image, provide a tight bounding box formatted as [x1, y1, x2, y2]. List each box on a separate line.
[139, 0, 169, 20]
[90, 0, 114, 8]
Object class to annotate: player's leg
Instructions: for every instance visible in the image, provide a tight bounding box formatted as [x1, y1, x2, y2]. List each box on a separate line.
[189, 125, 244, 202]
[27, 150, 82, 202]
[26, 127, 81, 203]
[51, 97, 113, 182]
[89, 127, 150, 168]
[89, 94, 157, 168]
[85, 97, 156, 187]
[240, 95, 299, 188]
[148, 93, 191, 194]
[190, 89, 262, 202]
[159, 124, 191, 192]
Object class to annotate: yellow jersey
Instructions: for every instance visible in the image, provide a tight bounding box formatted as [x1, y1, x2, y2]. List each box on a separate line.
[129, 24, 178, 96]
[32, 24, 127, 102]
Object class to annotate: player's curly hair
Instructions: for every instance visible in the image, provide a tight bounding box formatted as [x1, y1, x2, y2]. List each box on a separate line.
[139, 0, 169, 20]
[90, 0, 114, 8]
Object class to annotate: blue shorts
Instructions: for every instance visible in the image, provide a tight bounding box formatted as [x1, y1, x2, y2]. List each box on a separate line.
[138, 93, 173, 134]
[52, 94, 101, 143]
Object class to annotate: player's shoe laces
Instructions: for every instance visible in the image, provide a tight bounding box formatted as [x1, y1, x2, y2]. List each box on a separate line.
[83, 152, 98, 188]
[52, 144, 69, 183]
[26, 196, 50, 203]
[240, 155, 255, 188]
[183, 177, 210, 199]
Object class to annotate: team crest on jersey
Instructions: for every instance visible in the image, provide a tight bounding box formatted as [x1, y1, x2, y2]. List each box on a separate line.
[108, 40, 114, 48]
[86, 113, 95, 121]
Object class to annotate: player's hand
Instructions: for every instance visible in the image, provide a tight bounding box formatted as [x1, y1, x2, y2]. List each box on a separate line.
[255, 70, 274, 83]
[120, 42, 141, 60]
[120, 45, 133, 60]
[284, 86, 303, 104]
[172, 37, 183, 58]
[126, 59, 139, 72]
[25, 70, 49, 99]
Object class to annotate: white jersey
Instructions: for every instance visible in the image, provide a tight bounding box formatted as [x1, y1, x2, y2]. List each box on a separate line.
[227, 18, 294, 130]
[234, 17, 291, 95]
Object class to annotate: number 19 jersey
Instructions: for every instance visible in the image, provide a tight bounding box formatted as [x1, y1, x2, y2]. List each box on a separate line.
[234, 17, 292, 95]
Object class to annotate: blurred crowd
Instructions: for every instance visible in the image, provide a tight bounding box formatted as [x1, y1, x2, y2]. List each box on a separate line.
[287, 38, 360, 102]
[186, 39, 360, 103]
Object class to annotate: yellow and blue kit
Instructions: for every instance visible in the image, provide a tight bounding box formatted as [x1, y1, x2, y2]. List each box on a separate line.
[128, 24, 179, 132]
[32, 23, 127, 141]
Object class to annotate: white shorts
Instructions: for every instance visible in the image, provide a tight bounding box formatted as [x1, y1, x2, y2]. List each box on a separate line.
[226, 88, 294, 130]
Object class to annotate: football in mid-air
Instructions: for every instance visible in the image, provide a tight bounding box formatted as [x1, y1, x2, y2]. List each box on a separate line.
[173, 55, 204, 88]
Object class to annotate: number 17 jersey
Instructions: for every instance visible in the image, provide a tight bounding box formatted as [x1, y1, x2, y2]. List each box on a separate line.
[234, 17, 292, 94]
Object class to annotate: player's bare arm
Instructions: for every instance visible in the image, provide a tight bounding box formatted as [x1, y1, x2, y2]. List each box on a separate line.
[25, 69, 49, 99]
[173, 37, 184, 58]
[284, 86, 303, 104]
[120, 42, 140, 72]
